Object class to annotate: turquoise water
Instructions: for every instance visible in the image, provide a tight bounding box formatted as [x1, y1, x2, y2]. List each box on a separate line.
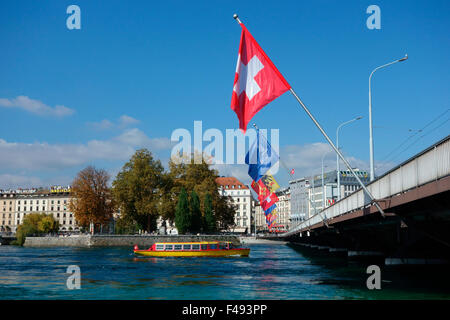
[0, 244, 449, 299]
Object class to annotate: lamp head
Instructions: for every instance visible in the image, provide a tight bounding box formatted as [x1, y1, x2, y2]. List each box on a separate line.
[399, 54, 408, 62]
[356, 116, 363, 120]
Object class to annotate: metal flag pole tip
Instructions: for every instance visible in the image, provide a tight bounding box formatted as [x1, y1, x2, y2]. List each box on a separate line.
[233, 14, 242, 24]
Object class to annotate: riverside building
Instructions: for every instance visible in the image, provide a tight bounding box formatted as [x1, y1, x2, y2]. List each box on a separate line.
[216, 177, 252, 234]
[0, 186, 78, 233]
[308, 168, 370, 216]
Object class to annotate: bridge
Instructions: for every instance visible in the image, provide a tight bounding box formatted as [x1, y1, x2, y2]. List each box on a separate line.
[280, 135, 450, 264]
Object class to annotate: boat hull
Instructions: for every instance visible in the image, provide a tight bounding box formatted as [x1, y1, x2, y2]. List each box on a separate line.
[134, 249, 250, 257]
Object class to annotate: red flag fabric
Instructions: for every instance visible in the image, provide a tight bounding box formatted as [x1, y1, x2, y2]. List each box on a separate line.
[290, 168, 295, 175]
[260, 192, 279, 211]
[251, 179, 270, 200]
[231, 23, 291, 132]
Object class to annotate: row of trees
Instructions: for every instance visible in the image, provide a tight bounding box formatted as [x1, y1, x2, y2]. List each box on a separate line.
[68, 149, 236, 234]
[175, 189, 216, 234]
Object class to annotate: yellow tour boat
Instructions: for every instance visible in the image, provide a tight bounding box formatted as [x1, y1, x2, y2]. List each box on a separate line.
[133, 241, 250, 257]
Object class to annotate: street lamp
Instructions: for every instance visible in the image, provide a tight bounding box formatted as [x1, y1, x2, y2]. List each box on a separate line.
[369, 54, 408, 181]
[336, 116, 363, 201]
[321, 152, 329, 209]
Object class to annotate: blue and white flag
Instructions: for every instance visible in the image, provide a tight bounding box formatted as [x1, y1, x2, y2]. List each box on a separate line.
[245, 129, 279, 182]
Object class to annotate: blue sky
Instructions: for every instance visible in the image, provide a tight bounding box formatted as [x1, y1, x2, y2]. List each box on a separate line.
[0, 0, 449, 188]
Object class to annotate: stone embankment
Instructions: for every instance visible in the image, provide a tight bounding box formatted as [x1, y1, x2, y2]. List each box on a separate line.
[23, 234, 240, 247]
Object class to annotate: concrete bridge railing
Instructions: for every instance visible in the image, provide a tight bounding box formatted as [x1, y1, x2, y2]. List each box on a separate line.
[285, 135, 450, 236]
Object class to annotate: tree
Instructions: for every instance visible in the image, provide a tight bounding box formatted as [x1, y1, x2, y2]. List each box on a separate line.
[190, 190, 202, 233]
[175, 188, 190, 234]
[203, 193, 216, 233]
[15, 213, 59, 246]
[112, 149, 167, 232]
[168, 153, 236, 231]
[114, 215, 140, 235]
[38, 214, 59, 234]
[69, 166, 115, 229]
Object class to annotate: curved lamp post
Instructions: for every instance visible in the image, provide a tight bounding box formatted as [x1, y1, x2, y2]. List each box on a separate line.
[336, 116, 363, 201]
[369, 54, 408, 181]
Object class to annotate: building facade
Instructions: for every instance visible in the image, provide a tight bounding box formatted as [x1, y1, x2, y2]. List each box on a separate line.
[0, 193, 16, 232]
[215, 177, 252, 234]
[308, 168, 370, 216]
[289, 177, 310, 227]
[275, 187, 290, 231]
[0, 186, 77, 233]
[254, 187, 291, 232]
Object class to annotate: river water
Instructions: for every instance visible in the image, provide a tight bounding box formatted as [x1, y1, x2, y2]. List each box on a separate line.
[1, 244, 449, 299]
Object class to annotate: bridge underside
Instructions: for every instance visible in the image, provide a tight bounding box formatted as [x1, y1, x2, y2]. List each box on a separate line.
[284, 176, 450, 262]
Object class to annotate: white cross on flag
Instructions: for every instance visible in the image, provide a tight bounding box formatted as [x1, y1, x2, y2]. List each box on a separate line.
[231, 23, 291, 132]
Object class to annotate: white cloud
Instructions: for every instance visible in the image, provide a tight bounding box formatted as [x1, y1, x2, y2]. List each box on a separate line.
[280, 142, 395, 179]
[0, 174, 43, 189]
[87, 114, 140, 130]
[87, 119, 114, 130]
[0, 96, 75, 117]
[0, 129, 173, 172]
[119, 115, 140, 127]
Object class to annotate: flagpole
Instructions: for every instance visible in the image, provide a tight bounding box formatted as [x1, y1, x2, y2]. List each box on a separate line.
[234, 14, 385, 217]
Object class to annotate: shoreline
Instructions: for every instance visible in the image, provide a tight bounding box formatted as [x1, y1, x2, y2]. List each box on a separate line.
[22, 234, 241, 248]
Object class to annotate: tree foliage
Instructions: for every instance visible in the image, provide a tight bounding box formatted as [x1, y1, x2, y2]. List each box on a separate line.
[114, 215, 140, 234]
[166, 153, 235, 231]
[190, 190, 202, 234]
[112, 149, 168, 232]
[15, 213, 59, 246]
[174, 188, 190, 234]
[203, 193, 216, 233]
[69, 166, 115, 228]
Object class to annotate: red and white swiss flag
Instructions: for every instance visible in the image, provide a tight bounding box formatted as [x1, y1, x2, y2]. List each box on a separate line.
[231, 23, 291, 132]
[260, 192, 279, 212]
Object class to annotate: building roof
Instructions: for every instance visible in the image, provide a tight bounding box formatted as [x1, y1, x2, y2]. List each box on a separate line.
[215, 177, 249, 190]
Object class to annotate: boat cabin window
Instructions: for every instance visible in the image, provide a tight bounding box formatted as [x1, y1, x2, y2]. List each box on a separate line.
[201, 244, 207, 250]
[174, 244, 182, 251]
[165, 244, 173, 251]
[209, 244, 217, 250]
[183, 244, 191, 250]
[192, 244, 200, 250]
[156, 244, 164, 251]
[219, 243, 228, 249]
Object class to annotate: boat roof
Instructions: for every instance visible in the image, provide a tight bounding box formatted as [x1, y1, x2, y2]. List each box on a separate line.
[154, 241, 231, 245]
